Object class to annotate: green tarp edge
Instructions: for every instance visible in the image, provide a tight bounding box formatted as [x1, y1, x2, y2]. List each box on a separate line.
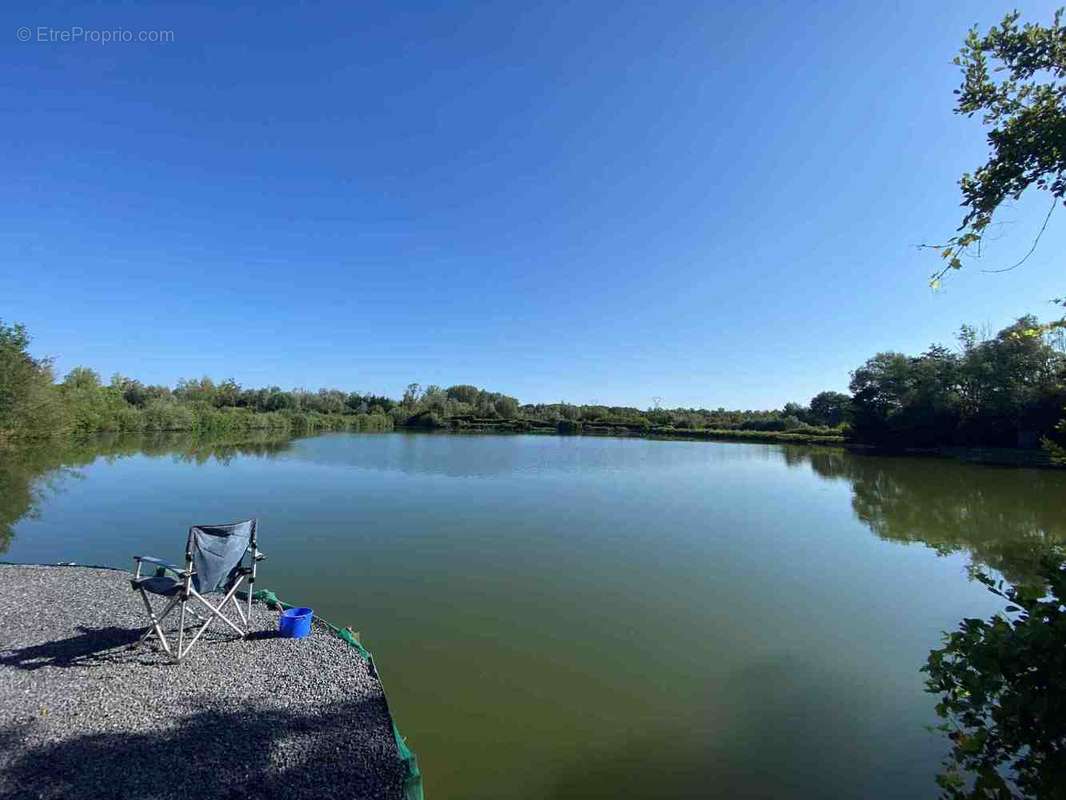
[250, 588, 424, 800]
[0, 563, 424, 800]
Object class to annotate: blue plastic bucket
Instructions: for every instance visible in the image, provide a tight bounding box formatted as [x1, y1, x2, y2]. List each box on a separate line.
[278, 607, 313, 639]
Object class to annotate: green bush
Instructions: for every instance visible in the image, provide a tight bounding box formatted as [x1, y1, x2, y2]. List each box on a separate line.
[143, 399, 198, 431]
[113, 406, 147, 432]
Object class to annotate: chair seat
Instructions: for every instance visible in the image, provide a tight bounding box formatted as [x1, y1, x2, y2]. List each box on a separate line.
[136, 576, 182, 597]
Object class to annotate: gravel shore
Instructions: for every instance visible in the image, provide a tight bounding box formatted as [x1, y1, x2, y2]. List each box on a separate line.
[0, 565, 406, 800]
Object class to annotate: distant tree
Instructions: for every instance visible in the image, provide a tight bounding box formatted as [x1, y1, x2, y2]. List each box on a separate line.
[238, 387, 270, 411]
[782, 402, 810, 426]
[475, 394, 498, 418]
[214, 379, 241, 408]
[849, 353, 914, 435]
[809, 391, 852, 427]
[402, 383, 422, 408]
[62, 366, 102, 391]
[421, 385, 447, 414]
[112, 374, 148, 407]
[54, 367, 127, 433]
[174, 377, 217, 405]
[494, 396, 519, 419]
[311, 388, 347, 415]
[848, 319, 1065, 447]
[559, 403, 581, 421]
[364, 394, 396, 413]
[264, 390, 295, 412]
[0, 321, 63, 438]
[445, 385, 481, 405]
[345, 392, 367, 413]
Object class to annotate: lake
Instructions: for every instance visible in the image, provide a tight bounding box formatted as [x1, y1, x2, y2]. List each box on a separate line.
[3, 431, 1063, 799]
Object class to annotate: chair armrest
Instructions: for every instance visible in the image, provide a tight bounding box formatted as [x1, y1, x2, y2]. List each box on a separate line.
[133, 556, 192, 577]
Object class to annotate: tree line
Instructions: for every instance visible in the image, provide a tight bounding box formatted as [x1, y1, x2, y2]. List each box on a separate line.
[849, 316, 1066, 450]
[1, 316, 1064, 454]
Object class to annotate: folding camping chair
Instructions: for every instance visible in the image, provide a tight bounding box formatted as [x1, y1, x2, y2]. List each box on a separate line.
[130, 519, 264, 662]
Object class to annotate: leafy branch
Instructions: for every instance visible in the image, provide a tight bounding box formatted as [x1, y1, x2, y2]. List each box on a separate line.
[928, 9, 1066, 288]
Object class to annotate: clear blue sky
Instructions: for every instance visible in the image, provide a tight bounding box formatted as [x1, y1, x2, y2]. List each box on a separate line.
[2, 1, 1063, 409]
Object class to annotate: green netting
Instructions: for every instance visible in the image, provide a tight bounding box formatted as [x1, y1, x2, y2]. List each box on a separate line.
[251, 589, 424, 800]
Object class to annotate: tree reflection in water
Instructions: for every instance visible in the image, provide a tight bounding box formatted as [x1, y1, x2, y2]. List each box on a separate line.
[786, 446, 1066, 799]
[0, 431, 293, 556]
[784, 446, 1066, 585]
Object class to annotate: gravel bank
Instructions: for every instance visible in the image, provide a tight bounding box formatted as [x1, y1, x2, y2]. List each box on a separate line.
[0, 565, 406, 800]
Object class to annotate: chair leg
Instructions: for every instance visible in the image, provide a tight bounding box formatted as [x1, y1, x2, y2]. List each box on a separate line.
[135, 590, 180, 656]
[230, 593, 248, 627]
[247, 563, 255, 623]
[177, 581, 247, 660]
[177, 597, 187, 661]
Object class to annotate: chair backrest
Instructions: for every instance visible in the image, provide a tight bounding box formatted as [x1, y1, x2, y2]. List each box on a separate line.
[186, 519, 256, 594]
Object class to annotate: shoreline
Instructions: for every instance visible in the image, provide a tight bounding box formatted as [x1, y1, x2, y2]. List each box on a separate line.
[392, 423, 1061, 468]
[3, 425, 1061, 470]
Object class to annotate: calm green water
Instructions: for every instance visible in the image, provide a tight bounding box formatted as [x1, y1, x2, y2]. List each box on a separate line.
[3, 432, 1063, 799]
